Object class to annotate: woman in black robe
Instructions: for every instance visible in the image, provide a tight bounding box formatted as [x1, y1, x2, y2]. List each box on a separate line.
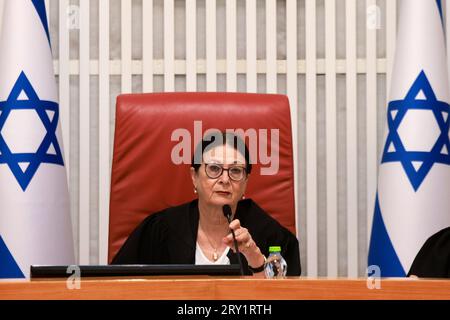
[112, 132, 301, 276]
[408, 227, 450, 278]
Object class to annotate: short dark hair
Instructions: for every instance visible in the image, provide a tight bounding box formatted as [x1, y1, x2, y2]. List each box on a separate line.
[191, 131, 252, 174]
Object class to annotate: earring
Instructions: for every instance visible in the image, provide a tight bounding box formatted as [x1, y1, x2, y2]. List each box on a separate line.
[242, 194, 245, 199]
[194, 187, 197, 194]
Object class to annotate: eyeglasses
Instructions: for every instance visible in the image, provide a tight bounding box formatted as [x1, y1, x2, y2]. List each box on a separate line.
[204, 163, 247, 181]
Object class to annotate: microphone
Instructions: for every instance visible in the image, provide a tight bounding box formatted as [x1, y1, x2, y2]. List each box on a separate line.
[223, 204, 245, 276]
[222, 204, 232, 221]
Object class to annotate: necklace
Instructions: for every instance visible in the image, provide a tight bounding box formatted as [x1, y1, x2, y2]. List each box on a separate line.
[199, 223, 221, 262]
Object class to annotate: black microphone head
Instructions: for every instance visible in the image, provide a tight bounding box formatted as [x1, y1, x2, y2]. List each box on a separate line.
[222, 204, 232, 220]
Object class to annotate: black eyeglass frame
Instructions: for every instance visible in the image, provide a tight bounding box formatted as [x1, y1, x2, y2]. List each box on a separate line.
[204, 163, 247, 181]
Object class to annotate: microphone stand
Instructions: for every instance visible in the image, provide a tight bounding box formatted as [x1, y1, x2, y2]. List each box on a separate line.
[223, 205, 245, 276]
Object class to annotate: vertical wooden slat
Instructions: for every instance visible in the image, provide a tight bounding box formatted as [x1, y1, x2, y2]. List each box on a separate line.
[366, 0, 378, 255]
[121, 0, 132, 93]
[246, 0, 257, 93]
[164, 0, 174, 92]
[143, 0, 153, 92]
[186, 0, 196, 91]
[305, 0, 317, 277]
[325, 0, 338, 277]
[0, 1, 3, 27]
[79, 0, 90, 265]
[266, 0, 277, 93]
[58, 0, 73, 262]
[206, 0, 217, 91]
[286, 0, 298, 238]
[386, 0, 396, 104]
[59, 0, 70, 181]
[346, 0, 358, 278]
[226, 0, 237, 92]
[98, 0, 110, 265]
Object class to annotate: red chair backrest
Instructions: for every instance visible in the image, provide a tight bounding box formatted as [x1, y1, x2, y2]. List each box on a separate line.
[108, 92, 296, 263]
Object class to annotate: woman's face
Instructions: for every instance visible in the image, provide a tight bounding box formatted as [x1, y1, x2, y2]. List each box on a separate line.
[191, 144, 249, 208]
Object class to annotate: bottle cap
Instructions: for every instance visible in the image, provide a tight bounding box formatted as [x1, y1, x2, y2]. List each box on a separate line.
[269, 246, 281, 253]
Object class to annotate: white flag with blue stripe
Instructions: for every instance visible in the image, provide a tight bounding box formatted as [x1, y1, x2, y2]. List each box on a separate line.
[368, 0, 450, 277]
[0, 0, 74, 278]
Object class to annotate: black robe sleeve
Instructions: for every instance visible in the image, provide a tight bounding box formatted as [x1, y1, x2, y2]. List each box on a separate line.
[111, 211, 170, 264]
[408, 227, 450, 278]
[281, 229, 301, 276]
[263, 222, 301, 276]
[238, 200, 301, 276]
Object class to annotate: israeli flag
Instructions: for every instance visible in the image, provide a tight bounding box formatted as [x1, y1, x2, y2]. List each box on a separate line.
[0, 0, 74, 278]
[368, 0, 450, 277]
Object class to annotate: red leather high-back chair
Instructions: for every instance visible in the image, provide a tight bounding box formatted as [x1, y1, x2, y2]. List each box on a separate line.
[108, 92, 296, 263]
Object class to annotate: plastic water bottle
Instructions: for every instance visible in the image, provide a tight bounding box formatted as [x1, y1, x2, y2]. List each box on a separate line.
[264, 246, 287, 279]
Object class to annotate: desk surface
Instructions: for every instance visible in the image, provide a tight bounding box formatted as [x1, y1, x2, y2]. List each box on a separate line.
[1, 277, 449, 300]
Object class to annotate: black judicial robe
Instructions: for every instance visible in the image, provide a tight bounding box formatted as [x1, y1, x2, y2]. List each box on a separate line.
[408, 227, 450, 278]
[112, 199, 301, 276]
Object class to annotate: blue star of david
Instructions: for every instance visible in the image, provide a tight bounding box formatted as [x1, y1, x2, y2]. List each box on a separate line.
[0, 71, 64, 191]
[381, 70, 450, 191]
